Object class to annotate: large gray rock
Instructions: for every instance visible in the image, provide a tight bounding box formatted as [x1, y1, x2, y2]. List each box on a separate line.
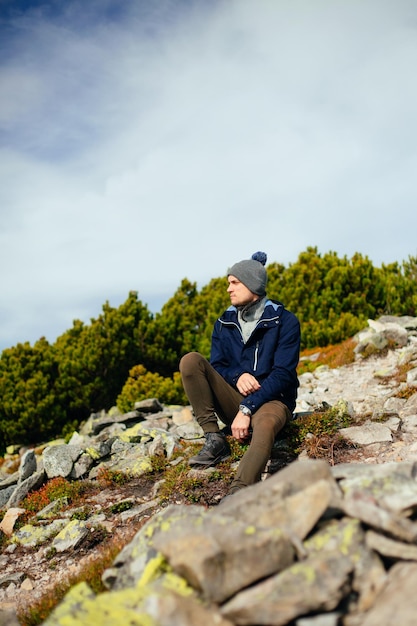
[43, 444, 83, 479]
[52, 520, 89, 552]
[6, 469, 46, 508]
[400, 392, 417, 417]
[221, 552, 354, 625]
[339, 420, 393, 445]
[360, 561, 417, 626]
[19, 449, 37, 482]
[218, 459, 343, 537]
[152, 509, 295, 603]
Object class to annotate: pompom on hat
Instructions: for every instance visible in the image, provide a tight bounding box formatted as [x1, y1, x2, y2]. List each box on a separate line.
[227, 251, 268, 296]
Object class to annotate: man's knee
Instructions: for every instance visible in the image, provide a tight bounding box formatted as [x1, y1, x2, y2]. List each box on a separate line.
[253, 402, 290, 434]
[179, 351, 204, 375]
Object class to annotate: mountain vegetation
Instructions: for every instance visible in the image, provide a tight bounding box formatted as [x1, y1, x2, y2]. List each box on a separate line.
[1, 246, 416, 452]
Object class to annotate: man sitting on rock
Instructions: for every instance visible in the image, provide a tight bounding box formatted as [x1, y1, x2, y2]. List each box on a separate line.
[179, 251, 301, 497]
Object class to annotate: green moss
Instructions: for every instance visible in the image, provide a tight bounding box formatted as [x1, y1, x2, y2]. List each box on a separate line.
[85, 447, 102, 460]
[41, 582, 158, 626]
[108, 500, 134, 514]
[303, 518, 362, 561]
[161, 571, 195, 597]
[288, 562, 317, 584]
[137, 553, 170, 587]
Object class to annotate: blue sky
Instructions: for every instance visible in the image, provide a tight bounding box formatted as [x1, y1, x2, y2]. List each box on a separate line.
[1, 0, 417, 351]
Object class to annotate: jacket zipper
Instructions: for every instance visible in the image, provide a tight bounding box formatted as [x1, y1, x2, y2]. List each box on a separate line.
[253, 342, 259, 371]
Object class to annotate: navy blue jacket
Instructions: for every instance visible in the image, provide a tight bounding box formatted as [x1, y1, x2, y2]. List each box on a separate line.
[210, 299, 300, 413]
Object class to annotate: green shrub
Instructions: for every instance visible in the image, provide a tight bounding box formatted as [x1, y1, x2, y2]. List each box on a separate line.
[117, 365, 187, 413]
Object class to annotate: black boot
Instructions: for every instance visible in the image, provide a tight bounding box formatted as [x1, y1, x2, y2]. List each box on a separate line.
[188, 432, 231, 467]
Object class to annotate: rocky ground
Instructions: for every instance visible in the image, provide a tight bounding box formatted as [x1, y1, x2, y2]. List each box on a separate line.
[1, 318, 417, 623]
[0, 479, 154, 618]
[0, 454, 231, 620]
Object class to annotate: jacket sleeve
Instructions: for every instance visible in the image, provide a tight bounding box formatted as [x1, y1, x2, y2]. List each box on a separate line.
[244, 311, 301, 414]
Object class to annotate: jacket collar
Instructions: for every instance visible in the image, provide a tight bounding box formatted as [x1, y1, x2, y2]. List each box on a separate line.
[223, 299, 282, 319]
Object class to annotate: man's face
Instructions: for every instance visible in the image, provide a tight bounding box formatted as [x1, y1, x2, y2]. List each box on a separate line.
[227, 275, 258, 307]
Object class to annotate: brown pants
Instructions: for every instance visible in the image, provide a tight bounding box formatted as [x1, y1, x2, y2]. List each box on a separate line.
[179, 352, 292, 491]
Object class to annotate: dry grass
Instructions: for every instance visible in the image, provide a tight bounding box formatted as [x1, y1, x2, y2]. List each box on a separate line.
[298, 338, 356, 374]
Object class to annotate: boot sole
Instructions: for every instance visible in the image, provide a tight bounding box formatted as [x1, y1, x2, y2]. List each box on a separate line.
[188, 452, 231, 468]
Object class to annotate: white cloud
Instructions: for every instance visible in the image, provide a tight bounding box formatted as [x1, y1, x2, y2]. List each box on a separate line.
[1, 0, 417, 350]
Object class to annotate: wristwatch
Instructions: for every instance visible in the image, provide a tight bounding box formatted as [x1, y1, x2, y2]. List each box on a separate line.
[239, 404, 252, 417]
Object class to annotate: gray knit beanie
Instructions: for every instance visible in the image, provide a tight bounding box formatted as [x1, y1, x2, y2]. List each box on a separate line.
[227, 251, 268, 296]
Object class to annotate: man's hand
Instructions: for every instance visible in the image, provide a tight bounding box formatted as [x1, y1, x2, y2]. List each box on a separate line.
[236, 373, 261, 396]
[231, 411, 251, 442]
